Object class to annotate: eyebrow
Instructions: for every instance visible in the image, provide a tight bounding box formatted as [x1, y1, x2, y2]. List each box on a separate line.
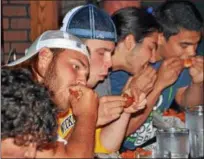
[97, 48, 113, 52]
[180, 40, 200, 46]
[71, 59, 87, 69]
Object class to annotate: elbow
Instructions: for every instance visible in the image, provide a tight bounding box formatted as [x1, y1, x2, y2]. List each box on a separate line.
[102, 142, 122, 153]
[108, 146, 121, 153]
[65, 151, 94, 158]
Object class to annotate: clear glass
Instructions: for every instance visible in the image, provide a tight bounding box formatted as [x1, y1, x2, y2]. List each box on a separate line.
[185, 105, 203, 131]
[185, 105, 204, 158]
[152, 150, 171, 158]
[156, 127, 190, 158]
[189, 130, 204, 158]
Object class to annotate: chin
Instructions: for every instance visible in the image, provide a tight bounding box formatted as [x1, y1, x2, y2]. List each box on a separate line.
[87, 78, 99, 88]
[87, 83, 95, 88]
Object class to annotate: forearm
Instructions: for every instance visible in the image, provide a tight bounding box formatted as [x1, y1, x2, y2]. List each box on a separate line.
[180, 83, 203, 107]
[65, 115, 97, 158]
[100, 113, 131, 152]
[126, 87, 162, 136]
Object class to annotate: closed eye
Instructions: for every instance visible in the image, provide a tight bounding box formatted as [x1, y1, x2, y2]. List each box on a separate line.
[73, 64, 80, 70]
[98, 52, 105, 56]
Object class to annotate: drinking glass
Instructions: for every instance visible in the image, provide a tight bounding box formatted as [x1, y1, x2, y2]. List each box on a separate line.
[189, 130, 204, 158]
[185, 105, 203, 130]
[185, 105, 204, 158]
[152, 150, 171, 158]
[156, 127, 190, 158]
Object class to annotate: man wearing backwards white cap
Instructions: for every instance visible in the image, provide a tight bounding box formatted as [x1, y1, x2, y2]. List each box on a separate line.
[5, 30, 99, 158]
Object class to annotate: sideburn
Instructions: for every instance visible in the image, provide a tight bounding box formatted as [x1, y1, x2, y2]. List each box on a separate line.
[43, 54, 59, 97]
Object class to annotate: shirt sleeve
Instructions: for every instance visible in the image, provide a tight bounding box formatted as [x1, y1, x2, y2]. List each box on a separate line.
[177, 68, 192, 88]
[94, 128, 112, 154]
[110, 71, 130, 95]
[95, 77, 112, 97]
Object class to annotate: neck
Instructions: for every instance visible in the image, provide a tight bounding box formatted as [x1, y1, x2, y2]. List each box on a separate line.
[112, 50, 132, 73]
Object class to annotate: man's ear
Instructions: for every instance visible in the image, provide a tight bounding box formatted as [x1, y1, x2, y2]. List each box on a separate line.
[124, 34, 136, 51]
[37, 48, 54, 77]
[158, 33, 166, 45]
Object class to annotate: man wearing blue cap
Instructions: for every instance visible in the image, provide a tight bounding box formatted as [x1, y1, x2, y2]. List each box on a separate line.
[60, 4, 147, 155]
[61, 4, 117, 89]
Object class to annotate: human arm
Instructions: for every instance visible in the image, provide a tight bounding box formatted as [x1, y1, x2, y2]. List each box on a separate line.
[129, 65, 157, 95]
[98, 66, 156, 151]
[63, 116, 97, 158]
[126, 58, 184, 135]
[175, 56, 203, 107]
[99, 93, 146, 152]
[96, 95, 127, 127]
[54, 85, 98, 158]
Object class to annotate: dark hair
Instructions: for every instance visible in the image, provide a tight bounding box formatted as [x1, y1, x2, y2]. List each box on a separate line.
[155, 0, 203, 40]
[112, 7, 159, 42]
[1, 68, 57, 150]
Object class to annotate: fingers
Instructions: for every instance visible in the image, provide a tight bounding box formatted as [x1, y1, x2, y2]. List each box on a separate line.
[152, 74, 157, 84]
[195, 56, 204, 62]
[189, 67, 199, 77]
[124, 93, 147, 113]
[138, 93, 146, 102]
[69, 85, 88, 95]
[102, 100, 127, 109]
[164, 57, 180, 65]
[124, 102, 145, 113]
[167, 59, 183, 73]
[144, 65, 156, 77]
[131, 87, 139, 102]
[142, 65, 152, 76]
[168, 59, 183, 76]
[137, 99, 147, 108]
[143, 74, 157, 94]
[100, 95, 127, 103]
[108, 106, 124, 115]
[162, 58, 183, 72]
[149, 67, 157, 78]
[111, 114, 121, 120]
[141, 72, 157, 94]
[170, 59, 183, 68]
[192, 56, 203, 67]
[192, 63, 203, 73]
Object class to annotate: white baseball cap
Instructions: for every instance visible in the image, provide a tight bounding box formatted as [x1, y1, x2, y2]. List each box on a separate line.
[5, 30, 90, 67]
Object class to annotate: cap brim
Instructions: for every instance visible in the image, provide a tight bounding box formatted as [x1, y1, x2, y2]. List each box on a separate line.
[4, 51, 37, 67]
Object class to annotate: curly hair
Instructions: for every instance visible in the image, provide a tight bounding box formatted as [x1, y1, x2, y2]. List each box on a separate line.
[1, 68, 58, 150]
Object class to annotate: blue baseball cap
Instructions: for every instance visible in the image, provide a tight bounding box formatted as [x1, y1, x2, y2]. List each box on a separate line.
[60, 4, 117, 42]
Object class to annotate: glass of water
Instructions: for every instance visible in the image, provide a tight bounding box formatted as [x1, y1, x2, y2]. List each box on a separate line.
[189, 129, 204, 158]
[152, 150, 171, 158]
[185, 105, 204, 158]
[156, 127, 190, 158]
[185, 105, 203, 130]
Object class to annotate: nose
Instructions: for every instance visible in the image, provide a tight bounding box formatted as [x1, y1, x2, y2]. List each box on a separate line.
[76, 77, 87, 86]
[104, 56, 112, 69]
[186, 45, 197, 57]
